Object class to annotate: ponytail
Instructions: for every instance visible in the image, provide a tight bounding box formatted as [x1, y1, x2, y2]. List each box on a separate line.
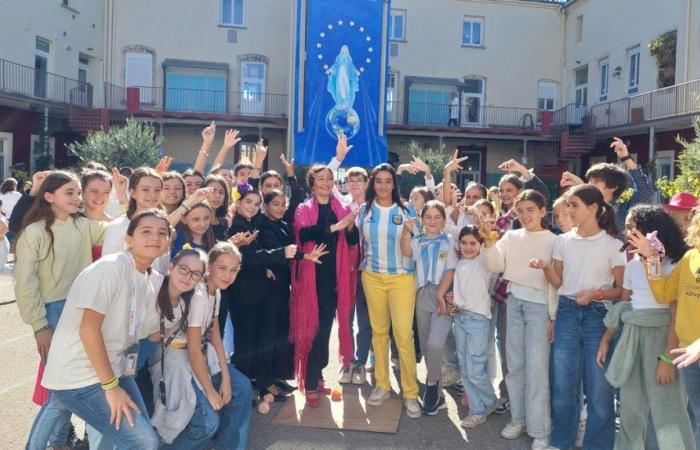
[569, 184, 619, 236]
[596, 202, 619, 237]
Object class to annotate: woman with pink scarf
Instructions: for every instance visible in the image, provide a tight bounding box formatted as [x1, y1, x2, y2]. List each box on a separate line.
[291, 164, 359, 407]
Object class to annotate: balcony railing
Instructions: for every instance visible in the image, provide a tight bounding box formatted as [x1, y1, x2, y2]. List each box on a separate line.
[591, 79, 700, 129]
[551, 102, 588, 129]
[0, 58, 91, 106]
[386, 101, 542, 130]
[127, 86, 288, 118]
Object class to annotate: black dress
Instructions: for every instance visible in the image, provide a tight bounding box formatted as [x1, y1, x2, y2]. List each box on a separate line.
[257, 214, 295, 381]
[298, 202, 359, 387]
[225, 213, 286, 389]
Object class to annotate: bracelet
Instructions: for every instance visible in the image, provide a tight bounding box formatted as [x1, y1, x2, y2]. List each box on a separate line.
[34, 325, 51, 336]
[101, 377, 119, 390]
[179, 204, 191, 213]
[658, 353, 674, 364]
[620, 155, 632, 162]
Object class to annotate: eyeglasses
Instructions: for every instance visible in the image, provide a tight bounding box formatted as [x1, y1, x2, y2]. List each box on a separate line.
[176, 264, 203, 281]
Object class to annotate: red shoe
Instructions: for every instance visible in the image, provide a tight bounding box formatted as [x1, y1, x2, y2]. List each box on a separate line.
[317, 381, 332, 395]
[306, 391, 320, 408]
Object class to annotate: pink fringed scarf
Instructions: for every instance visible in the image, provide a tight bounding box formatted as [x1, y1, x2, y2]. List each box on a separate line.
[290, 196, 358, 392]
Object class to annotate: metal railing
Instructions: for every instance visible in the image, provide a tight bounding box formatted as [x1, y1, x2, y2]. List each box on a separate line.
[129, 86, 288, 118]
[551, 102, 588, 129]
[591, 79, 700, 128]
[0, 58, 91, 106]
[103, 83, 127, 110]
[386, 101, 542, 130]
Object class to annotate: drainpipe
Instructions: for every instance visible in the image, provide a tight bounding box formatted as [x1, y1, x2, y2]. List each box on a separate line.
[648, 125, 655, 168]
[559, 5, 567, 106]
[685, 0, 691, 82]
[522, 139, 528, 165]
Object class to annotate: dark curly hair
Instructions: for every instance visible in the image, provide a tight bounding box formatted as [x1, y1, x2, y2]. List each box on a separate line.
[628, 204, 688, 263]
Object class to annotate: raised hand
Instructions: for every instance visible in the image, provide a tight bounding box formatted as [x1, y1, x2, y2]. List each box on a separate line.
[444, 150, 468, 174]
[253, 139, 268, 168]
[155, 156, 173, 173]
[280, 153, 294, 177]
[111, 168, 129, 204]
[560, 171, 584, 188]
[223, 129, 242, 149]
[410, 155, 431, 175]
[627, 229, 655, 258]
[201, 121, 216, 146]
[610, 137, 630, 158]
[498, 159, 527, 175]
[30, 170, 51, 195]
[396, 163, 418, 175]
[304, 243, 330, 264]
[335, 132, 353, 162]
[186, 187, 214, 206]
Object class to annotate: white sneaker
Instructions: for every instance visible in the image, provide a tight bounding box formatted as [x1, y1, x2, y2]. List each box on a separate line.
[351, 365, 367, 385]
[501, 422, 525, 439]
[339, 362, 355, 384]
[405, 399, 421, 419]
[460, 413, 487, 428]
[366, 386, 391, 406]
[575, 407, 587, 447]
[531, 437, 549, 450]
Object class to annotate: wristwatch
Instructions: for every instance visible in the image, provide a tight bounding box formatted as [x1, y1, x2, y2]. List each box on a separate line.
[620, 155, 632, 163]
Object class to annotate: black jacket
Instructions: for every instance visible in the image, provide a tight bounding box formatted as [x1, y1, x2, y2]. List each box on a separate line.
[226, 213, 286, 304]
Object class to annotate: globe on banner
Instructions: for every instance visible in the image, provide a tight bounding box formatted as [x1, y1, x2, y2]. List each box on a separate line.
[325, 104, 360, 139]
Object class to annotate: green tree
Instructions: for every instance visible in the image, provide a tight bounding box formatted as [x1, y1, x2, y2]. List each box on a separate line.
[398, 141, 451, 198]
[656, 115, 700, 198]
[69, 118, 165, 169]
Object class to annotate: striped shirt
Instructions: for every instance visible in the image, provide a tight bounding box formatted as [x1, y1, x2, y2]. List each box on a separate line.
[358, 201, 416, 274]
[411, 232, 459, 288]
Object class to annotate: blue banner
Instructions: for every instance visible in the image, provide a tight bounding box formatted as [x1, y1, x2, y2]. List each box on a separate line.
[293, 0, 390, 167]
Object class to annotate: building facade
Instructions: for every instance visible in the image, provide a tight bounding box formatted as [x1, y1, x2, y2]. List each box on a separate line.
[0, 0, 698, 193]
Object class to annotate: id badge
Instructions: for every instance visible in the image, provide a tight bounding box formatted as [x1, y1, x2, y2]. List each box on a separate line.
[124, 342, 139, 376]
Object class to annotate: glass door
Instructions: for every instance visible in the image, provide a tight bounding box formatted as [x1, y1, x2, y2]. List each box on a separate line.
[461, 79, 484, 127]
[241, 62, 265, 115]
[574, 66, 588, 124]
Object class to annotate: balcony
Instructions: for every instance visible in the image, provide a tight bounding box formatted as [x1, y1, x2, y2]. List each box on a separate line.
[124, 86, 288, 123]
[591, 79, 700, 129]
[0, 58, 91, 107]
[386, 101, 545, 134]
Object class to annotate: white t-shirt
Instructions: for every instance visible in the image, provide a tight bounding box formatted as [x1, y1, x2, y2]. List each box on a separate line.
[553, 229, 626, 298]
[453, 253, 493, 319]
[623, 255, 674, 310]
[187, 283, 222, 376]
[0, 190, 22, 218]
[42, 252, 164, 390]
[444, 206, 475, 240]
[161, 298, 187, 346]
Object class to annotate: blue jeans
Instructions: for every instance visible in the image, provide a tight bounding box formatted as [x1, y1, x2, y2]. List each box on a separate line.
[171, 364, 252, 450]
[685, 361, 700, 450]
[352, 274, 372, 365]
[51, 376, 158, 449]
[454, 310, 497, 415]
[505, 294, 550, 438]
[26, 300, 71, 450]
[551, 296, 615, 450]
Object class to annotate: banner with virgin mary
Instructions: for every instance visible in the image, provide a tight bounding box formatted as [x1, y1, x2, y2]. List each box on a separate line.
[292, 0, 390, 167]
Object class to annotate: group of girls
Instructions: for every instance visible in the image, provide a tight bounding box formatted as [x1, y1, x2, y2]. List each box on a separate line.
[6, 121, 700, 450]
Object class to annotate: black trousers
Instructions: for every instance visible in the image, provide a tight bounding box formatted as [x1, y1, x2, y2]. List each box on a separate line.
[305, 282, 337, 389]
[229, 296, 277, 389]
[271, 282, 294, 380]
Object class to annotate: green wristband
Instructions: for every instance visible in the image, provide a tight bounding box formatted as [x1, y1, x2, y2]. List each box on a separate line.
[658, 353, 674, 364]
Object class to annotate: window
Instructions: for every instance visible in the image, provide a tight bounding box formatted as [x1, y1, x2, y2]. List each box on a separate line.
[575, 66, 588, 107]
[78, 56, 88, 86]
[463, 78, 484, 126]
[30, 134, 56, 173]
[537, 81, 557, 111]
[386, 72, 398, 122]
[0, 133, 12, 182]
[165, 69, 226, 113]
[628, 46, 640, 94]
[389, 10, 406, 41]
[241, 62, 266, 115]
[462, 17, 483, 47]
[125, 52, 153, 103]
[35, 37, 50, 98]
[598, 58, 609, 101]
[575, 15, 583, 42]
[220, 0, 244, 27]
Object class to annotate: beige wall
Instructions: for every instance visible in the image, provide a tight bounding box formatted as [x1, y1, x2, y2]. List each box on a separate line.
[0, 0, 104, 101]
[562, 0, 692, 106]
[388, 0, 563, 109]
[160, 124, 287, 173]
[106, 0, 291, 97]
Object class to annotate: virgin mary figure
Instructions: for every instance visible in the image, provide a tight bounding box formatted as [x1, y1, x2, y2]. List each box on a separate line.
[326, 45, 359, 108]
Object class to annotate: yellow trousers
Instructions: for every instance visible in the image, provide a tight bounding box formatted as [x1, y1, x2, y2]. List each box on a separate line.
[362, 270, 418, 400]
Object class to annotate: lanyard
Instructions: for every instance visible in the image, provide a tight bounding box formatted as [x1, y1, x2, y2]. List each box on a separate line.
[158, 301, 184, 406]
[200, 293, 218, 357]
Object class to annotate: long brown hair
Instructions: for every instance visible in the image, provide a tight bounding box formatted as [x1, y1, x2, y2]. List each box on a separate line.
[202, 174, 230, 221]
[127, 167, 162, 219]
[569, 184, 619, 236]
[156, 248, 206, 332]
[20, 171, 80, 263]
[179, 202, 216, 251]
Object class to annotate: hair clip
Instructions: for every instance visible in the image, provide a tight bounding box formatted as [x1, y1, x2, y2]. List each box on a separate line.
[182, 243, 193, 250]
